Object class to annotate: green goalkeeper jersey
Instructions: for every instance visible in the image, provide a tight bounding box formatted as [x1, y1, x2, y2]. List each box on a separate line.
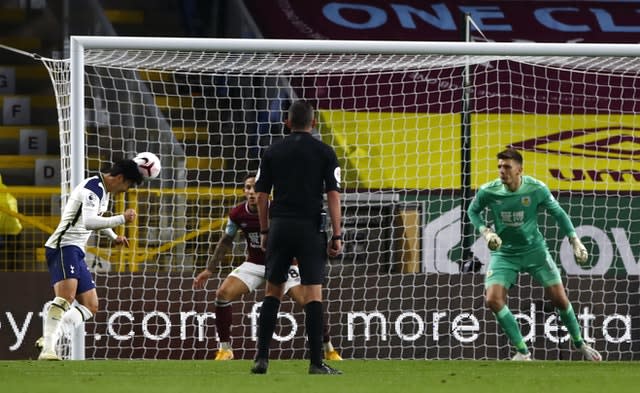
[468, 175, 577, 255]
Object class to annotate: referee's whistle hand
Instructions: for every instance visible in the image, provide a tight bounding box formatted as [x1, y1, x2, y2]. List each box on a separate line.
[328, 239, 342, 257]
[260, 234, 268, 252]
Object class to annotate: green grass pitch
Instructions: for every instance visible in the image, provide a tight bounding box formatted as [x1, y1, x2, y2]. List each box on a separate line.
[1, 360, 638, 393]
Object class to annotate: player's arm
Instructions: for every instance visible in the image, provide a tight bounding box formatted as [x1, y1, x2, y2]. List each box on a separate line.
[326, 190, 342, 257]
[98, 228, 129, 247]
[207, 233, 234, 271]
[82, 190, 135, 230]
[100, 228, 118, 241]
[324, 149, 343, 257]
[254, 152, 273, 252]
[540, 186, 575, 237]
[99, 208, 136, 247]
[467, 188, 501, 250]
[193, 219, 236, 289]
[256, 192, 270, 252]
[540, 186, 588, 263]
[468, 188, 491, 230]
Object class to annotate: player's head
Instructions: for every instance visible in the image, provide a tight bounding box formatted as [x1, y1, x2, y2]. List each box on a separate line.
[496, 149, 523, 190]
[103, 159, 144, 193]
[497, 148, 523, 165]
[286, 100, 316, 131]
[243, 174, 257, 207]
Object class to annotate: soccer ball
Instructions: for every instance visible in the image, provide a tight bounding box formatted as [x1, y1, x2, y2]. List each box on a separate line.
[133, 152, 161, 179]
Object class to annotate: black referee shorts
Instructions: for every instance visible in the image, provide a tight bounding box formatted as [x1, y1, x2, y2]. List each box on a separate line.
[265, 217, 327, 286]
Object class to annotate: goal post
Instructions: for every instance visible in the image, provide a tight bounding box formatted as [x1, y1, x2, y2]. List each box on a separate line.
[42, 36, 640, 360]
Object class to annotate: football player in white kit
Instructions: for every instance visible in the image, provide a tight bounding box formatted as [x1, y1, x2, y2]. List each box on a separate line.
[38, 159, 143, 360]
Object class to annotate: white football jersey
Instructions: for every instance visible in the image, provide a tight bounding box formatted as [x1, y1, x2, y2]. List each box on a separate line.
[45, 175, 124, 249]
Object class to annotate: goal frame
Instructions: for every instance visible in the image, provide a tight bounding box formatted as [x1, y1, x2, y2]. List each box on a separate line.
[69, 36, 640, 189]
[65, 36, 640, 360]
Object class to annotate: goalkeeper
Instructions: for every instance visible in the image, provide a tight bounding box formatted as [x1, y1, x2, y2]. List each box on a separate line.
[193, 174, 342, 361]
[467, 148, 601, 361]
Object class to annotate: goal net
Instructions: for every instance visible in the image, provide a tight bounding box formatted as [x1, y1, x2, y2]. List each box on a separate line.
[42, 37, 639, 360]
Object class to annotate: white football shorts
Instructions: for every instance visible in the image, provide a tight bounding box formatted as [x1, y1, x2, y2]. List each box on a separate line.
[228, 261, 301, 294]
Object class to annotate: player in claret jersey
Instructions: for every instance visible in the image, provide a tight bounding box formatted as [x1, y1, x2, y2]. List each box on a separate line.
[193, 174, 342, 361]
[468, 148, 602, 361]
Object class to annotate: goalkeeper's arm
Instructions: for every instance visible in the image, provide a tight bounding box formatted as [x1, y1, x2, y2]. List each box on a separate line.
[569, 236, 588, 264]
[467, 189, 501, 250]
[480, 226, 502, 251]
[540, 186, 588, 263]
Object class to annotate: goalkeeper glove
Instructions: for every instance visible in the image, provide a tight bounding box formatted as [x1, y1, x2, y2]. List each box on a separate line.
[481, 227, 502, 251]
[569, 236, 588, 263]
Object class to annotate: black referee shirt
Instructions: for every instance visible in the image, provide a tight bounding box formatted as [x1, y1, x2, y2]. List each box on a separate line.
[255, 131, 341, 219]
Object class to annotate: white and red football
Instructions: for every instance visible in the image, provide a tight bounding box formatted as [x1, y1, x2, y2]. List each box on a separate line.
[133, 152, 161, 179]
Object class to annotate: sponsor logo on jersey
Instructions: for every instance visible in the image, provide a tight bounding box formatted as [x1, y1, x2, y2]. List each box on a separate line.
[86, 193, 97, 208]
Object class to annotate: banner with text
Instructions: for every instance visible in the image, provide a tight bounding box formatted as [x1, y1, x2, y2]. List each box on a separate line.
[2, 272, 637, 360]
[243, 0, 640, 43]
[423, 195, 640, 276]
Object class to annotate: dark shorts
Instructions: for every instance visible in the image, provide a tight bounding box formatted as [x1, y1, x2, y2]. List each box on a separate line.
[45, 245, 96, 295]
[265, 217, 327, 285]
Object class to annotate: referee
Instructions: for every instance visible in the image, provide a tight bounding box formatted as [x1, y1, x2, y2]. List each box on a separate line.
[251, 100, 343, 375]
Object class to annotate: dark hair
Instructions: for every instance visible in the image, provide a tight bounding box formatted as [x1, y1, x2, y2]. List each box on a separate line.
[243, 173, 256, 183]
[497, 148, 523, 165]
[105, 159, 143, 185]
[287, 100, 314, 130]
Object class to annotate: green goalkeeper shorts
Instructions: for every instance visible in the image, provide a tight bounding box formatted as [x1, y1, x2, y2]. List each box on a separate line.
[484, 247, 562, 289]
